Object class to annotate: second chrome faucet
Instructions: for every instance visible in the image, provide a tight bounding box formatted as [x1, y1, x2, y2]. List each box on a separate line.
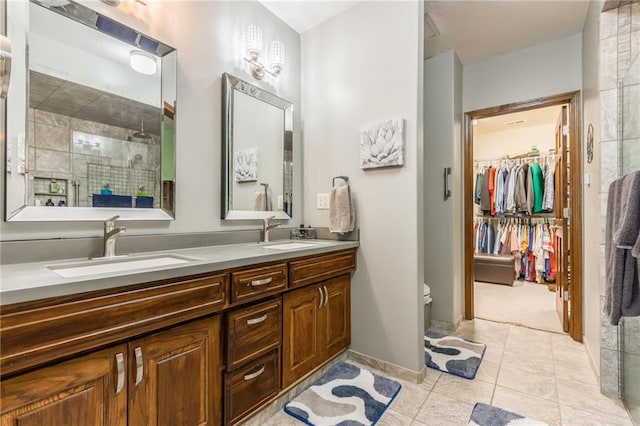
[103, 215, 126, 257]
[261, 216, 279, 243]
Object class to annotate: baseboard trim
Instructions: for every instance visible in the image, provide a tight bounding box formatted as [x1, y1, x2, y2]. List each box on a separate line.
[583, 336, 601, 386]
[347, 349, 426, 384]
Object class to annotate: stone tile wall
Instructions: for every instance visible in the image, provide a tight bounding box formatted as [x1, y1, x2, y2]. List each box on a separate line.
[598, 0, 640, 398]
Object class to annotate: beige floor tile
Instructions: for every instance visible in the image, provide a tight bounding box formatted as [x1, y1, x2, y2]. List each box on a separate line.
[497, 365, 557, 401]
[553, 360, 598, 387]
[560, 404, 633, 426]
[420, 370, 442, 391]
[503, 339, 554, 361]
[376, 409, 415, 426]
[500, 350, 556, 376]
[482, 343, 505, 364]
[414, 392, 475, 426]
[492, 385, 561, 425]
[556, 378, 629, 419]
[411, 421, 429, 426]
[388, 381, 430, 418]
[261, 410, 303, 425]
[475, 359, 500, 383]
[432, 373, 495, 405]
[507, 324, 553, 343]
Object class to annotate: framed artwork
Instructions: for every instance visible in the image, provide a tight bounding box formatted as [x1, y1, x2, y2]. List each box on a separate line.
[234, 149, 258, 182]
[360, 118, 404, 169]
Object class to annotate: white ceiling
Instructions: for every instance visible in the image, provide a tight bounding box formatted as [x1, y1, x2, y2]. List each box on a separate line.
[258, 1, 363, 33]
[259, 0, 590, 66]
[474, 105, 562, 135]
[425, 0, 590, 65]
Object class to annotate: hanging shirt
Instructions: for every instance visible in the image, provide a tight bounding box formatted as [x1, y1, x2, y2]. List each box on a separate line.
[480, 168, 491, 213]
[474, 171, 484, 205]
[515, 165, 528, 213]
[525, 164, 534, 216]
[488, 167, 497, 216]
[542, 162, 555, 212]
[505, 165, 519, 213]
[495, 167, 506, 215]
[531, 162, 545, 213]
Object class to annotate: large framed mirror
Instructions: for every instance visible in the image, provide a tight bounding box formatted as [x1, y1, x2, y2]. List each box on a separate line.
[221, 73, 293, 220]
[4, 0, 177, 221]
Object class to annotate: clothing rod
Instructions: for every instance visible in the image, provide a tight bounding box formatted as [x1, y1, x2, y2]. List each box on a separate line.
[474, 150, 556, 163]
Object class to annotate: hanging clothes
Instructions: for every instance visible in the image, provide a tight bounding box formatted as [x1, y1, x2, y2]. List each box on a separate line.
[488, 167, 497, 216]
[531, 162, 545, 213]
[542, 162, 555, 212]
[515, 165, 528, 214]
[474, 170, 484, 205]
[480, 167, 492, 213]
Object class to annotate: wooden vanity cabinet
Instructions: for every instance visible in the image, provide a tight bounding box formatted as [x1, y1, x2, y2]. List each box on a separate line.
[128, 316, 222, 426]
[0, 344, 128, 425]
[0, 316, 222, 426]
[282, 274, 351, 388]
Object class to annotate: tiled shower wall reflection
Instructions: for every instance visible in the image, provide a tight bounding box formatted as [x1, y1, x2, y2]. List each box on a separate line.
[598, 0, 640, 398]
[27, 108, 160, 207]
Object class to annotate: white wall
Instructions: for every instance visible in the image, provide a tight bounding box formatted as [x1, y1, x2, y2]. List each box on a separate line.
[464, 33, 583, 112]
[424, 50, 464, 326]
[301, 1, 425, 372]
[581, 0, 603, 375]
[1, 1, 302, 240]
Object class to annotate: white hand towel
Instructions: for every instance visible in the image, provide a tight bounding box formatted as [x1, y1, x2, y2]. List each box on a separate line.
[329, 185, 355, 234]
[254, 189, 267, 211]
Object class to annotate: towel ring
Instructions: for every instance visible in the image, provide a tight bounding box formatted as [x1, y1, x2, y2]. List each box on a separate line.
[332, 175, 349, 187]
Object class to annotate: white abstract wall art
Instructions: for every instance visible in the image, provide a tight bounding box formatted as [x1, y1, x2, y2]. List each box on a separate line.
[234, 149, 258, 182]
[360, 118, 405, 169]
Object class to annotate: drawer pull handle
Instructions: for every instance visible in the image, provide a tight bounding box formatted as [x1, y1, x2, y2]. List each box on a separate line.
[134, 347, 144, 386]
[318, 287, 324, 308]
[323, 286, 329, 307]
[247, 314, 268, 325]
[115, 352, 125, 395]
[249, 277, 273, 287]
[243, 365, 265, 381]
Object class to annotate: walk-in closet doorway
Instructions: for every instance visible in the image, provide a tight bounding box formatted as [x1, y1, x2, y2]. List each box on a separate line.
[463, 92, 583, 342]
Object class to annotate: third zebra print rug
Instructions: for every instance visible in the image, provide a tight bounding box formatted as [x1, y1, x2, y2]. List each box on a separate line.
[424, 331, 486, 379]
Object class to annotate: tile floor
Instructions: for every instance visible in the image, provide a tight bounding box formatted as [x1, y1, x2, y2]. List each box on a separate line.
[264, 319, 633, 426]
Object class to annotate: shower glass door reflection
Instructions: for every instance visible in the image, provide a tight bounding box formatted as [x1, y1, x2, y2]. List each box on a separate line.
[620, 52, 640, 425]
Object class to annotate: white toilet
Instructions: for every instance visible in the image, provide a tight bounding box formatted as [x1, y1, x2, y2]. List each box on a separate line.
[423, 284, 432, 332]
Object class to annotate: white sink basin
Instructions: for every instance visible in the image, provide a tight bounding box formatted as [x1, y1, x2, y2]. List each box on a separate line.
[262, 241, 327, 250]
[48, 254, 200, 278]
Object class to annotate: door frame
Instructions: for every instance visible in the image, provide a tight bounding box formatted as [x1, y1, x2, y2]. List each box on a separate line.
[463, 91, 583, 342]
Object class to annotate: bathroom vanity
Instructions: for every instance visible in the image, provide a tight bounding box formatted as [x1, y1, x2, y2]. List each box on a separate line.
[0, 242, 357, 425]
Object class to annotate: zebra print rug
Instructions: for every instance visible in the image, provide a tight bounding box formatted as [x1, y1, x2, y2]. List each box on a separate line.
[424, 331, 486, 379]
[284, 362, 401, 426]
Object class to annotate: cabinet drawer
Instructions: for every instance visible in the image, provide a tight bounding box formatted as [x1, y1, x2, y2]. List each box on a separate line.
[230, 263, 287, 304]
[1, 273, 226, 377]
[225, 350, 280, 424]
[289, 249, 356, 288]
[227, 298, 282, 371]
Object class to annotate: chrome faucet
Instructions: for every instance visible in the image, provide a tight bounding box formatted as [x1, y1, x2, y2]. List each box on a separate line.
[103, 215, 126, 257]
[261, 216, 280, 243]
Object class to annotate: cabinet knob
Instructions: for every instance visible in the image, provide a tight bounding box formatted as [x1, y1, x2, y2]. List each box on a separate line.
[246, 314, 268, 325]
[134, 347, 144, 386]
[249, 277, 273, 287]
[243, 365, 265, 381]
[115, 352, 125, 394]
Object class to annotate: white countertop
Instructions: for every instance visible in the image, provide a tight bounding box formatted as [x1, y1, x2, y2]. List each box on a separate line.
[0, 240, 359, 306]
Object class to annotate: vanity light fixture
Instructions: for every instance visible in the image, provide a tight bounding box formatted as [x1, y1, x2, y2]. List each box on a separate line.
[244, 25, 285, 80]
[130, 50, 157, 75]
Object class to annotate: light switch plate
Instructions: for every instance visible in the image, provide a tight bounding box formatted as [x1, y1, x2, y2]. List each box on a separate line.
[317, 193, 330, 209]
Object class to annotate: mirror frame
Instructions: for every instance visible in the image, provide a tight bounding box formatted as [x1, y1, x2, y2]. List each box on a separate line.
[3, 0, 177, 222]
[221, 73, 293, 220]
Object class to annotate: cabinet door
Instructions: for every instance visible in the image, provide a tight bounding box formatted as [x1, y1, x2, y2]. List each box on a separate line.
[0, 345, 127, 426]
[322, 275, 351, 360]
[128, 316, 222, 426]
[282, 285, 322, 389]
